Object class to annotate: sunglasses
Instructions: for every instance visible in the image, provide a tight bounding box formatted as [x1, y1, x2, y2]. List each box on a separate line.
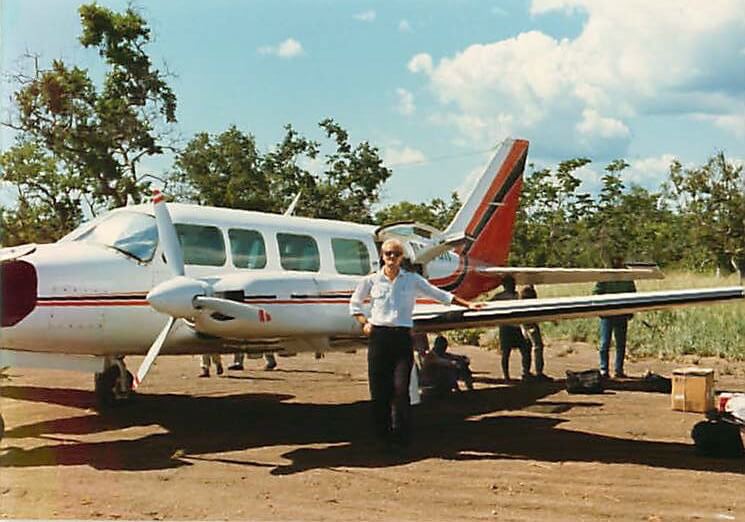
[383, 250, 403, 258]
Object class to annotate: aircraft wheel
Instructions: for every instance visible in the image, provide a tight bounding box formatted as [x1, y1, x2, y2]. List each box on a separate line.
[94, 366, 118, 408]
[94, 366, 133, 408]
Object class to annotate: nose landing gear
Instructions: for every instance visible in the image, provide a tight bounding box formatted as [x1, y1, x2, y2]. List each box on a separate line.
[94, 357, 134, 408]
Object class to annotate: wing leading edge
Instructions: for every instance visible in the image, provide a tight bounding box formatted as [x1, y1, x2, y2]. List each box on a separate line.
[412, 286, 745, 333]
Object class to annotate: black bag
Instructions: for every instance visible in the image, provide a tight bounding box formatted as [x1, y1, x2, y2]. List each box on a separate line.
[642, 371, 672, 393]
[565, 369, 604, 394]
[691, 420, 744, 458]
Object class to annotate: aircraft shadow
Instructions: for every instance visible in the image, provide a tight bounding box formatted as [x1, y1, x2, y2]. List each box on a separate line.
[1, 383, 741, 474]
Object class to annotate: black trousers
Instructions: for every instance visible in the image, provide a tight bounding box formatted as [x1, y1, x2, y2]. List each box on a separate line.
[367, 326, 413, 444]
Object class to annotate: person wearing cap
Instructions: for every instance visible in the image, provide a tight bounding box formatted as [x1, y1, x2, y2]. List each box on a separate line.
[593, 255, 637, 378]
[350, 238, 481, 449]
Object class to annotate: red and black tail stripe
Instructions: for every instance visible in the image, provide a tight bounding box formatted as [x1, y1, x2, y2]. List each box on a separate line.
[439, 141, 528, 297]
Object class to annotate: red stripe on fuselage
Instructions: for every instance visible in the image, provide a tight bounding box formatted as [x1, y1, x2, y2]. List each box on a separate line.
[38, 300, 150, 307]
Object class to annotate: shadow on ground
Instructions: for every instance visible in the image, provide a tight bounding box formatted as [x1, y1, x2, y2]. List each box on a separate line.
[1, 382, 742, 474]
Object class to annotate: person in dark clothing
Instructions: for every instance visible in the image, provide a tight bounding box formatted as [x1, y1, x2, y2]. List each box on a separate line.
[492, 276, 531, 382]
[519, 285, 552, 382]
[594, 256, 637, 378]
[349, 238, 481, 449]
[420, 335, 474, 394]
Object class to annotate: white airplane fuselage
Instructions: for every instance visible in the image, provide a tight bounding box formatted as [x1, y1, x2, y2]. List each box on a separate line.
[0, 204, 461, 357]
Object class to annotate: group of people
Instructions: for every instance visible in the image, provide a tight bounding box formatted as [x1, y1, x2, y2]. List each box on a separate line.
[349, 238, 636, 451]
[195, 236, 633, 452]
[493, 276, 551, 383]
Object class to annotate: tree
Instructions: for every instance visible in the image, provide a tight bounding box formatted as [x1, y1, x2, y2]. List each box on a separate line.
[173, 119, 391, 223]
[666, 152, 745, 274]
[171, 126, 271, 211]
[511, 158, 595, 266]
[0, 3, 176, 245]
[374, 192, 462, 229]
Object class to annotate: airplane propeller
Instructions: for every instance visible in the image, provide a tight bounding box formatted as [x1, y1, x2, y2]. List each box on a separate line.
[133, 190, 267, 390]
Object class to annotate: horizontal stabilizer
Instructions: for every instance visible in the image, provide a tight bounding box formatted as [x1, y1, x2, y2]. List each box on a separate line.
[413, 233, 468, 265]
[477, 266, 664, 285]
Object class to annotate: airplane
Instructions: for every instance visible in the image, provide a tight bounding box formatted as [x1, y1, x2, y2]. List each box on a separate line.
[0, 137, 743, 420]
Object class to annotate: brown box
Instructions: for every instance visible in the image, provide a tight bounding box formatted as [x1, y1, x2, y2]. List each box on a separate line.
[671, 368, 715, 413]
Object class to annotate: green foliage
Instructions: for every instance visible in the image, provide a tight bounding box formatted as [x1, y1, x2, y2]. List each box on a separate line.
[374, 192, 461, 229]
[666, 153, 745, 274]
[0, 3, 176, 245]
[533, 272, 745, 360]
[509, 155, 722, 272]
[446, 328, 487, 347]
[172, 119, 391, 223]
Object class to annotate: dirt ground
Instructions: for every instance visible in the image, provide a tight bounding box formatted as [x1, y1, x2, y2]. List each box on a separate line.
[1, 340, 744, 521]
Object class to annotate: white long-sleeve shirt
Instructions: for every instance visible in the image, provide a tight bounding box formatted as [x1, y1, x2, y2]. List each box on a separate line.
[349, 269, 454, 328]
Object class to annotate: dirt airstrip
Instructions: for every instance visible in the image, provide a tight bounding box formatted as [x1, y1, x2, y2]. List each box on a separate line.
[1, 341, 744, 521]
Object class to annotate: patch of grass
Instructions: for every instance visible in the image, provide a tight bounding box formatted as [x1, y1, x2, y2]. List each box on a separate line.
[486, 272, 745, 360]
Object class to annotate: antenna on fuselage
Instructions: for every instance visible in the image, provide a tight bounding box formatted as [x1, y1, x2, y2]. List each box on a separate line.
[283, 191, 302, 216]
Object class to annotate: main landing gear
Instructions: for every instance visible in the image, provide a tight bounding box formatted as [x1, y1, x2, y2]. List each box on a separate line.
[94, 357, 134, 408]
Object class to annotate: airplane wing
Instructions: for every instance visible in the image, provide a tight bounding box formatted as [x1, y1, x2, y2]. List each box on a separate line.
[476, 265, 663, 285]
[412, 286, 744, 333]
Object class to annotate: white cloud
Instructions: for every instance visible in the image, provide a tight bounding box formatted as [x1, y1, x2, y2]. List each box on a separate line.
[383, 146, 427, 166]
[398, 19, 412, 32]
[395, 88, 415, 115]
[258, 38, 304, 59]
[693, 110, 745, 139]
[491, 6, 509, 16]
[353, 10, 376, 22]
[409, 0, 745, 157]
[625, 154, 678, 189]
[407, 53, 433, 75]
[576, 109, 630, 138]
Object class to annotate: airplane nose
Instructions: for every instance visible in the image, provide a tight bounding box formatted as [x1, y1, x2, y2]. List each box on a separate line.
[1, 260, 38, 327]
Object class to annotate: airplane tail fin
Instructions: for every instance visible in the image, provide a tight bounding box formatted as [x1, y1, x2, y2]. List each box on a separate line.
[435, 138, 529, 299]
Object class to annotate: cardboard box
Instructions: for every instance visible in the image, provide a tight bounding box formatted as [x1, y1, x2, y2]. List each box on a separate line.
[671, 368, 715, 413]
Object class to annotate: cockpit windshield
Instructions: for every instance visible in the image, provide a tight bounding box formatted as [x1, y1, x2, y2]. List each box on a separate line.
[65, 211, 159, 262]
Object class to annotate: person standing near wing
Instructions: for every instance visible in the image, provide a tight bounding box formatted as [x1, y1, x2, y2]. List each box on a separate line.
[594, 255, 637, 378]
[350, 238, 481, 449]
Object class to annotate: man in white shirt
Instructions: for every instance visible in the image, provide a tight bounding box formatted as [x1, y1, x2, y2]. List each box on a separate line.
[350, 238, 480, 449]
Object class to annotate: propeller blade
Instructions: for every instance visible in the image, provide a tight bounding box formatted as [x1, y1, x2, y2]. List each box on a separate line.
[194, 296, 270, 323]
[133, 316, 177, 390]
[152, 189, 184, 277]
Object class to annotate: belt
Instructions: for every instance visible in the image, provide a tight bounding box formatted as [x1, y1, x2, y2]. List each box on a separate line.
[371, 325, 411, 332]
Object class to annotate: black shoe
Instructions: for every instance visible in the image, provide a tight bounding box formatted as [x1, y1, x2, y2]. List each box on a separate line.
[522, 373, 536, 382]
[228, 364, 244, 371]
[264, 361, 277, 371]
[535, 373, 554, 382]
[199, 369, 210, 378]
[216, 364, 224, 376]
[614, 371, 628, 379]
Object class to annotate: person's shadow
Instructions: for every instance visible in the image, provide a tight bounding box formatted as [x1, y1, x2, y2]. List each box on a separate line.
[1, 382, 741, 474]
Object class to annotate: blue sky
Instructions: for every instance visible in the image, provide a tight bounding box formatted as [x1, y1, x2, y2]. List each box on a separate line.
[2, 0, 744, 207]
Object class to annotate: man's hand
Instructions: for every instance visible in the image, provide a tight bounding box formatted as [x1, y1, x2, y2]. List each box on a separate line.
[362, 322, 373, 336]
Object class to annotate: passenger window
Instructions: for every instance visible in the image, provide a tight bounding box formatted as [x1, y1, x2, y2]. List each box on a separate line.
[277, 233, 320, 272]
[332, 238, 370, 275]
[175, 224, 226, 266]
[229, 229, 266, 269]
